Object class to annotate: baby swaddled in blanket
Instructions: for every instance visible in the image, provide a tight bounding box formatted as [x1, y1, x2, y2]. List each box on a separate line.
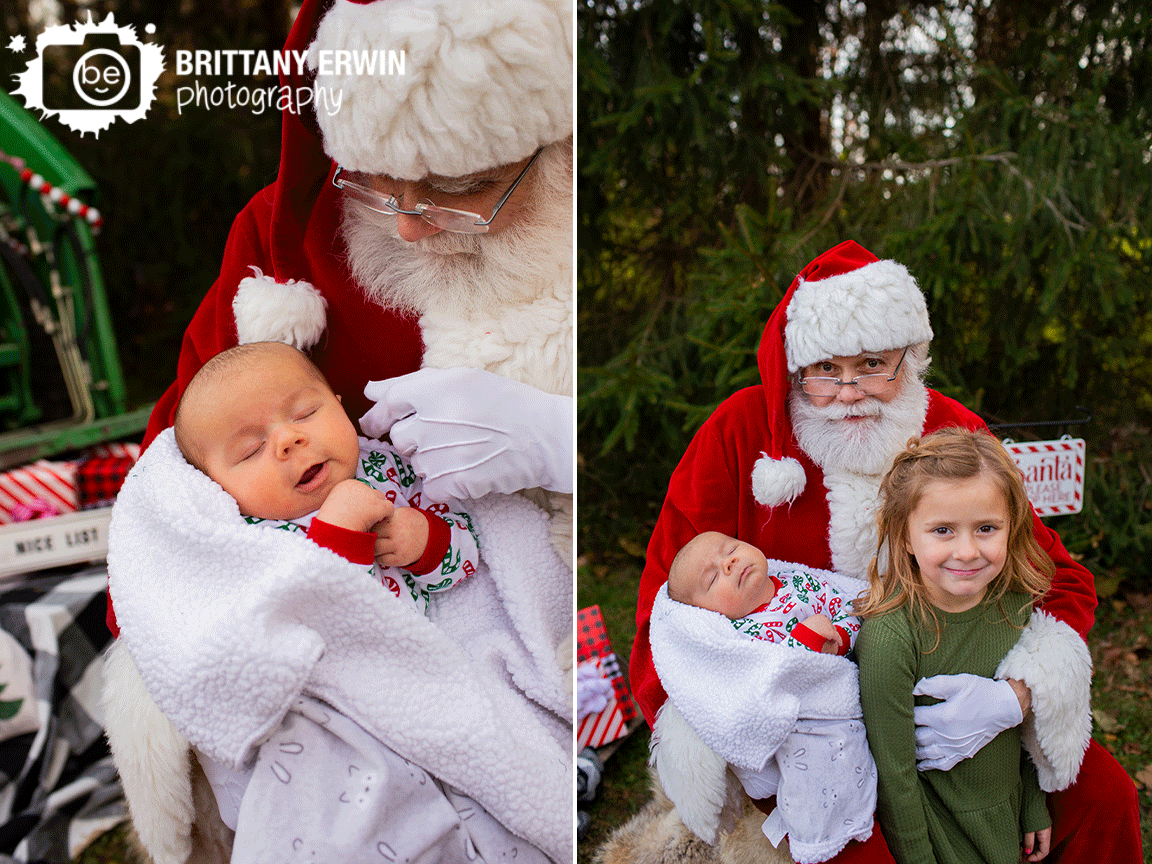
[108, 342, 569, 863]
[650, 532, 877, 864]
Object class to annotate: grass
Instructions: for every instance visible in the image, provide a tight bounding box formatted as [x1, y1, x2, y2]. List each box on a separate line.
[77, 823, 134, 864]
[575, 553, 1152, 864]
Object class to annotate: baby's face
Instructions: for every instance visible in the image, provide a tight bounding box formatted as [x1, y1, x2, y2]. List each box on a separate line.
[669, 532, 774, 619]
[184, 351, 361, 520]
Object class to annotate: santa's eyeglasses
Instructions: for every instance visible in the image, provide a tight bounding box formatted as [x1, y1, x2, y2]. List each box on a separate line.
[797, 348, 908, 398]
[331, 149, 541, 234]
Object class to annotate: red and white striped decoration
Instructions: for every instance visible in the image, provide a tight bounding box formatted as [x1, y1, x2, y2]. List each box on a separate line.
[0, 460, 78, 525]
[1003, 437, 1086, 516]
[0, 150, 103, 231]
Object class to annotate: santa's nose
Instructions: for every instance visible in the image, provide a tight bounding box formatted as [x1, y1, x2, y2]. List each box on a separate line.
[835, 383, 867, 404]
[396, 212, 442, 242]
[392, 182, 443, 242]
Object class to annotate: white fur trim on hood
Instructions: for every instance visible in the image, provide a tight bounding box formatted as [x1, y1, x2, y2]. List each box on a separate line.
[309, 0, 573, 179]
[995, 609, 1092, 791]
[751, 453, 806, 509]
[232, 267, 327, 350]
[784, 259, 932, 373]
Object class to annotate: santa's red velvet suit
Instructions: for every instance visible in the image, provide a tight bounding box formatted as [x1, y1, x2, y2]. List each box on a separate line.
[632, 241, 1141, 863]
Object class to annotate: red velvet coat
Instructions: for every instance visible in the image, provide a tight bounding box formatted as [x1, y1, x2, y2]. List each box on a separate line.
[630, 384, 1098, 728]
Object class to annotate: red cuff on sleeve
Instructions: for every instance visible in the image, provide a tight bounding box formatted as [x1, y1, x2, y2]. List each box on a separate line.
[307, 518, 376, 565]
[791, 621, 832, 653]
[406, 509, 450, 575]
[834, 625, 851, 655]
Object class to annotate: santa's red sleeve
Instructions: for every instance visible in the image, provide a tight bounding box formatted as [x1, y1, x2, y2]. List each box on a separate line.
[632, 416, 744, 728]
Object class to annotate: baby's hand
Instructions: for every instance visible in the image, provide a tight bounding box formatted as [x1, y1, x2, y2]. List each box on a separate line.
[804, 613, 842, 654]
[316, 479, 394, 533]
[375, 506, 430, 570]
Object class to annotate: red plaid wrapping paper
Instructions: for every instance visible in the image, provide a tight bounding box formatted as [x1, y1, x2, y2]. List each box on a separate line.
[76, 457, 135, 509]
[576, 605, 638, 749]
[0, 460, 78, 524]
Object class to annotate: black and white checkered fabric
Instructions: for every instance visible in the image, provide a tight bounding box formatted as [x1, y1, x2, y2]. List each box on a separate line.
[0, 564, 125, 862]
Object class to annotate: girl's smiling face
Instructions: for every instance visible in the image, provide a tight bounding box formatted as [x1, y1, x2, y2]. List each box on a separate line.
[905, 472, 1010, 613]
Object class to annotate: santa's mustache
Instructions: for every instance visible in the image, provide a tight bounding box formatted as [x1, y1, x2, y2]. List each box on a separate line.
[802, 397, 884, 420]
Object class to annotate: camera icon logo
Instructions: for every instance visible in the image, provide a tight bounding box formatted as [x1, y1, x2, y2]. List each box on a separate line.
[11, 13, 164, 136]
[44, 33, 141, 111]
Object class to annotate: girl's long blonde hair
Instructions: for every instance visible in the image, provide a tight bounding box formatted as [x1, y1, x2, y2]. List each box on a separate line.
[855, 427, 1054, 643]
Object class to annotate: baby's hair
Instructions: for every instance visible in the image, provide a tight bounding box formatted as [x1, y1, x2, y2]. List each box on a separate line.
[173, 342, 328, 471]
[667, 534, 708, 605]
[855, 427, 1053, 644]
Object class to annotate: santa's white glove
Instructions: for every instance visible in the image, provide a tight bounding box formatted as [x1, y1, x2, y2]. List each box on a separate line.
[360, 368, 573, 500]
[913, 674, 1023, 771]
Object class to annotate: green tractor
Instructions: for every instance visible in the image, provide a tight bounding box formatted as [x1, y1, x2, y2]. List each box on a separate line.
[0, 89, 151, 470]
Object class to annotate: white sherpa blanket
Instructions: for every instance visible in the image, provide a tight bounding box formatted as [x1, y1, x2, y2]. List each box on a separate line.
[107, 429, 573, 863]
[649, 568, 868, 774]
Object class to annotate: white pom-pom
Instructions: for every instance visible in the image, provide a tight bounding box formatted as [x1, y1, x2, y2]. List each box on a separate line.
[751, 454, 806, 508]
[232, 266, 327, 350]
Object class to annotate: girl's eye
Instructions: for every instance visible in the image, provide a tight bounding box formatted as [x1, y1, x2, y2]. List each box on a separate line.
[932, 526, 951, 536]
[296, 408, 318, 421]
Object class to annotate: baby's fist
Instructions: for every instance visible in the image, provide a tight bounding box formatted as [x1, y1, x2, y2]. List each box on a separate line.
[317, 479, 393, 533]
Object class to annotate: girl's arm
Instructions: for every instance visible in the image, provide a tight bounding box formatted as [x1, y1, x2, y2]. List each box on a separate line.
[857, 616, 937, 864]
[1020, 750, 1051, 860]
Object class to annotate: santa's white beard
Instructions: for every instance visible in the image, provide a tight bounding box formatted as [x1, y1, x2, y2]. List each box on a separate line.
[339, 142, 572, 318]
[789, 376, 929, 477]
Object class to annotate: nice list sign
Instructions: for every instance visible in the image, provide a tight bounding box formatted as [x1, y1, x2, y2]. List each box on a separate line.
[1003, 438, 1086, 516]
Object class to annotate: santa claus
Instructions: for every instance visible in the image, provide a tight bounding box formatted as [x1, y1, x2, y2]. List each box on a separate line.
[102, 0, 573, 861]
[614, 241, 1140, 864]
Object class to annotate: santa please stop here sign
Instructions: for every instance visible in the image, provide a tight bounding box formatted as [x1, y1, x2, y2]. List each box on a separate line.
[1003, 437, 1086, 516]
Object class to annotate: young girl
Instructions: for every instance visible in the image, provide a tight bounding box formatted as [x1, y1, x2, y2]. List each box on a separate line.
[854, 427, 1055, 864]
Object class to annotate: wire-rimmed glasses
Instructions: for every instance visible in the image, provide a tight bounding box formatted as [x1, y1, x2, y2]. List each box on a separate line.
[331, 149, 542, 234]
[797, 348, 908, 398]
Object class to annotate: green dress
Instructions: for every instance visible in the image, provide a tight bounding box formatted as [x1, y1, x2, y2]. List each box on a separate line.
[856, 592, 1049, 864]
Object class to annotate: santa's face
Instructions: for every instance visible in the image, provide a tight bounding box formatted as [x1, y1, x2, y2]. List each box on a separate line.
[338, 139, 573, 317]
[789, 347, 929, 477]
[339, 150, 541, 242]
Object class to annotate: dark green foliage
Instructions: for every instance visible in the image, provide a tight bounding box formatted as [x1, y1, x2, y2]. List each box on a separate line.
[579, 0, 1152, 591]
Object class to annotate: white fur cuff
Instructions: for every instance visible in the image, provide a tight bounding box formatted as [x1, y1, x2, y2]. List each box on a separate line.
[232, 267, 327, 351]
[995, 610, 1092, 791]
[650, 702, 729, 845]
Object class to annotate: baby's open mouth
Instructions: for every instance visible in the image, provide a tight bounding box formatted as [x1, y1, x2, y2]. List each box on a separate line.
[298, 463, 324, 486]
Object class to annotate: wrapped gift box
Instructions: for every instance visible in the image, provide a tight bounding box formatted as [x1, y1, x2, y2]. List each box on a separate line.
[76, 455, 136, 510]
[0, 460, 77, 525]
[576, 604, 638, 750]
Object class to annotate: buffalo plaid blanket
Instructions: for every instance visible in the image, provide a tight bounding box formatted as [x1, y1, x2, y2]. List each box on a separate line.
[0, 564, 124, 862]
